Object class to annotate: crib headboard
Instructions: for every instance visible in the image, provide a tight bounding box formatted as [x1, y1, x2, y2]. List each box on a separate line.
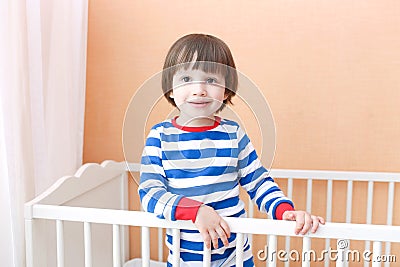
[25, 160, 139, 267]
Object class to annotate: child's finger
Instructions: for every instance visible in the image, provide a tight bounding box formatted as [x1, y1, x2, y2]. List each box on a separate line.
[208, 229, 219, 249]
[220, 219, 231, 239]
[310, 215, 320, 233]
[215, 226, 229, 247]
[295, 214, 305, 235]
[300, 214, 312, 235]
[318, 216, 326, 224]
[199, 229, 211, 249]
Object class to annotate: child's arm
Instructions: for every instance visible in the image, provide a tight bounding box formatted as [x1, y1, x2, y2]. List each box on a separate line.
[138, 127, 186, 221]
[236, 125, 325, 233]
[236, 125, 294, 218]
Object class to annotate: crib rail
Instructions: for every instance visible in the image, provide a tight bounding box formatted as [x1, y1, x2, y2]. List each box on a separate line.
[25, 162, 400, 267]
[25, 204, 400, 267]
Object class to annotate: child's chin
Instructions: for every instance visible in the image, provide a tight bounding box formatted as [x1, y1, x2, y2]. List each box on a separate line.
[179, 103, 221, 118]
[184, 109, 217, 118]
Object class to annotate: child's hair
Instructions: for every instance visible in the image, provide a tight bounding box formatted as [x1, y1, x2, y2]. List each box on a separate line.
[162, 34, 238, 111]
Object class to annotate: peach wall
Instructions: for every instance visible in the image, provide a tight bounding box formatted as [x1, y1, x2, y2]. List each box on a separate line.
[84, 1, 400, 265]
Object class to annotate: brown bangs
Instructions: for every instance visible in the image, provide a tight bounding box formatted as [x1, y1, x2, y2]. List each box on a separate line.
[166, 36, 233, 74]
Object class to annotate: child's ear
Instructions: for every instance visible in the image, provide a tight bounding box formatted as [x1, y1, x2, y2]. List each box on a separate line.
[223, 92, 229, 100]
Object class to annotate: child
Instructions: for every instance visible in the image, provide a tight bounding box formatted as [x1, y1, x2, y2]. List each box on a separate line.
[138, 33, 325, 267]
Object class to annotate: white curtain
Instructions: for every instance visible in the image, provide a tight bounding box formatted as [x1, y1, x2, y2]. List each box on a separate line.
[0, 0, 88, 266]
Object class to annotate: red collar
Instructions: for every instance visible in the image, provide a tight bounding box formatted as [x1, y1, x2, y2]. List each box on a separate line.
[172, 116, 221, 132]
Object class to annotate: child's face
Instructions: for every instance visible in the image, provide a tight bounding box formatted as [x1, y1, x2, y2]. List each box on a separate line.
[171, 68, 227, 118]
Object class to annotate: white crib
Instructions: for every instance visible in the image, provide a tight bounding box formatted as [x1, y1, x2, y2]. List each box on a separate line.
[24, 160, 400, 267]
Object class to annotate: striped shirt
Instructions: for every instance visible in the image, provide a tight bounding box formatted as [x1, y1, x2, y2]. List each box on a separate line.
[138, 117, 293, 266]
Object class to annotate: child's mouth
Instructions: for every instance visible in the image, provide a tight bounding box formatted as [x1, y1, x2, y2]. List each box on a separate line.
[187, 100, 212, 108]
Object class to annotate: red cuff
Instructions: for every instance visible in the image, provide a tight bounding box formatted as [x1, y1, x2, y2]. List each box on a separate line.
[275, 202, 295, 220]
[175, 197, 203, 222]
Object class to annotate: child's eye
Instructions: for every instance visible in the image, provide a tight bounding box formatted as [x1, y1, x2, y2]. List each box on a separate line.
[206, 78, 216, 84]
[182, 76, 190, 82]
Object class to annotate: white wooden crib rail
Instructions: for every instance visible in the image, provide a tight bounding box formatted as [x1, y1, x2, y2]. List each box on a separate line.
[24, 161, 400, 267]
[26, 204, 400, 267]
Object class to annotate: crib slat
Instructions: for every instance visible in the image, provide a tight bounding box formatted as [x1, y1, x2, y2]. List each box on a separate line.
[304, 180, 313, 267]
[304, 182, 313, 265]
[346, 180, 353, 223]
[284, 178, 293, 267]
[248, 194, 254, 219]
[306, 179, 312, 213]
[287, 178, 293, 199]
[364, 181, 374, 267]
[324, 238, 331, 267]
[372, 241, 382, 267]
[113, 224, 121, 267]
[284, 235, 290, 267]
[248, 195, 253, 245]
[172, 228, 180, 266]
[236, 233, 244, 267]
[56, 220, 64, 267]
[345, 180, 353, 267]
[326, 179, 333, 222]
[203, 246, 211, 267]
[158, 228, 163, 262]
[364, 245, 370, 267]
[386, 182, 395, 225]
[366, 181, 374, 224]
[385, 244, 392, 267]
[336, 239, 346, 267]
[84, 222, 92, 267]
[325, 179, 333, 267]
[141, 226, 150, 267]
[25, 219, 34, 267]
[385, 182, 395, 267]
[267, 235, 277, 267]
[301, 237, 311, 267]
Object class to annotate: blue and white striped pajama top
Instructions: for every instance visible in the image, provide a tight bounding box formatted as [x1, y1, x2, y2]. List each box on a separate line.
[138, 117, 293, 267]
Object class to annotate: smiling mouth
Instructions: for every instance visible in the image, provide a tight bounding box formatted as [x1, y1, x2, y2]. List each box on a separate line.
[188, 101, 211, 104]
[185, 100, 212, 108]
[187, 98, 212, 104]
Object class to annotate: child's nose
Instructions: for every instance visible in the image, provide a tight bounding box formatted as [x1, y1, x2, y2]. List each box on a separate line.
[191, 82, 207, 96]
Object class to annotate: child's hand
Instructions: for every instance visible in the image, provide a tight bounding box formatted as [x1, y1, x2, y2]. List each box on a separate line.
[194, 205, 231, 250]
[282, 210, 325, 235]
